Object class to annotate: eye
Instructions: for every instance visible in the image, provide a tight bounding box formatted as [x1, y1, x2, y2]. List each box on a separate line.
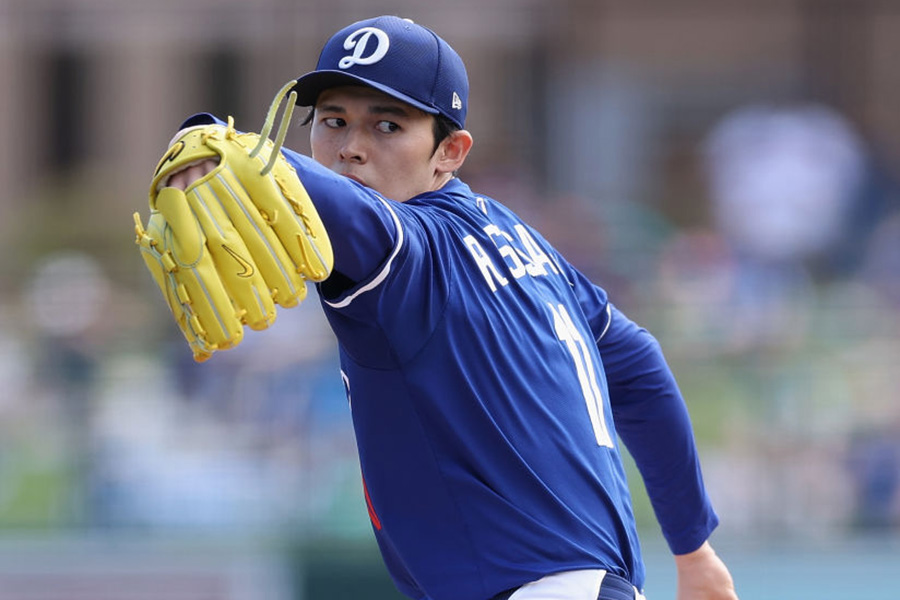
[375, 120, 400, 134]
[322, 117, 345, 128]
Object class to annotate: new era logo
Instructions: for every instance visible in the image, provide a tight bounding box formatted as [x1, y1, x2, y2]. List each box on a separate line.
[451, 92, 463, 110]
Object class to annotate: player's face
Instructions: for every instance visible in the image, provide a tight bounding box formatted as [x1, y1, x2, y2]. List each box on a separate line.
[310, 86, 453, 202]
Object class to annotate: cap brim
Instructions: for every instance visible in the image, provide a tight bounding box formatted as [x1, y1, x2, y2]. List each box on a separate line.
[292, 71, 439, 116]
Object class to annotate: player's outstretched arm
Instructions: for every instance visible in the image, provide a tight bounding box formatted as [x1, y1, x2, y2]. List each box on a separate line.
[674, 541, 739, 600]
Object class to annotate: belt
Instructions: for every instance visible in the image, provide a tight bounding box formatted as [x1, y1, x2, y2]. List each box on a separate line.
[489, 570, 637, 600]
[595, 571, 637, 600]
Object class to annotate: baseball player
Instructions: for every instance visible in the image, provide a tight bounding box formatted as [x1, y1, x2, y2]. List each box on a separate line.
[136, 15, 739, 600]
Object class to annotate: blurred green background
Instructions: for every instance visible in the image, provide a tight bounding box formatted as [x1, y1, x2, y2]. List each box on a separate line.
[1, 1, 900, 598]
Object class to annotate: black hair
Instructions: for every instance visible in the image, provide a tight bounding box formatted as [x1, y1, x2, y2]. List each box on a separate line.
[431, 114, 459, 154]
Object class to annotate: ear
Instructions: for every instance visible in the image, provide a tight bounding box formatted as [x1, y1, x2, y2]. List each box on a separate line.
[434, 130, 473, 174]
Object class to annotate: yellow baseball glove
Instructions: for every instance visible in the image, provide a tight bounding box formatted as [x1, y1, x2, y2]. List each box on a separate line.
[134, 82, 332, 362]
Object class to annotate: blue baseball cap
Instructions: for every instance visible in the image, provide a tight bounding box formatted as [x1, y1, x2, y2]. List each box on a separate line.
[292, 16, 468, 128]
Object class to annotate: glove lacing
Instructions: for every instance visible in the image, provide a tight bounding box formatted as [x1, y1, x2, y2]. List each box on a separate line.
[250, 79, 299, 176]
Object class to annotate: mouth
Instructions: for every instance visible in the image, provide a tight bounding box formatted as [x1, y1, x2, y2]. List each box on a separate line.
[341, 173, 367, 187]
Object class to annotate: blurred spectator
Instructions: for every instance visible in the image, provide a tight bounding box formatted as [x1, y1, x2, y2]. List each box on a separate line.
[655, 227, 817, 354]
[703, 102, 867, 266]
[88, 298, 364, 536]
[691, 103, 872, 352]
[860, 211, 900, 307]
[22, 250, 110, 525]
[846, 423, 900, 530]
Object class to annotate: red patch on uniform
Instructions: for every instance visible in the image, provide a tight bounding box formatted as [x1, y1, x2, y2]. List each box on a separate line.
[362, 476, 382, 530]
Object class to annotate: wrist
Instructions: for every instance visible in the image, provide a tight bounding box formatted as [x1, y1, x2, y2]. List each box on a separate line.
[674, 540, 714, 566]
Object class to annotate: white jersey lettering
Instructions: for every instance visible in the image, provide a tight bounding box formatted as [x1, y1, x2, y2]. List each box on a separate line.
[484, 224, 527, 279]
[463, 234, 509, 292]
[515, 224, 560, 276]
[464, 223, 563, 292]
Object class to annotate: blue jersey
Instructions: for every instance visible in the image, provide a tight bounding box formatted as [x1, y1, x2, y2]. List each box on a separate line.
[179, 115, 717, 600]
[279, 150, 719, 599]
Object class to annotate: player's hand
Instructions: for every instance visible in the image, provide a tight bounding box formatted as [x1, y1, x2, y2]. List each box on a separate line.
[134, 110, 333, 361]
[674, 541, 739, 600]
[166, 158, 218, 191]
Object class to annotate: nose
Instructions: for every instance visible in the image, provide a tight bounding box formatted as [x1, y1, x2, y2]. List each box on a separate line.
[338, 128, 366, 163]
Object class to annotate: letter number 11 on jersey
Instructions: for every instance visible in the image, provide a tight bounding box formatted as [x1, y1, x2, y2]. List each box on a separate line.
[549, 303, 614, 448]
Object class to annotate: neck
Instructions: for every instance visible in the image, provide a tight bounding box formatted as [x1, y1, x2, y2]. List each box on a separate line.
[431, 172, 455, 192]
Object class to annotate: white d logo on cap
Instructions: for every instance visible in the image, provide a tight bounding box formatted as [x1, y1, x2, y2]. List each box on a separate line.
[339, 27, 390, 69]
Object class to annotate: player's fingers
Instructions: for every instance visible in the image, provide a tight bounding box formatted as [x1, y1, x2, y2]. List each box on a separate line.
[167, 159, 219, 191]
[196, 158, 219, 178]
[166, 168, 190, 191]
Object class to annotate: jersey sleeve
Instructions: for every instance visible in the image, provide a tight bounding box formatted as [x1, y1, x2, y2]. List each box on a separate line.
[175, 113, 399, 288]
[597, 304, 719, 554]
[279, 146, 398, 287]
[550, 251, 719, 554]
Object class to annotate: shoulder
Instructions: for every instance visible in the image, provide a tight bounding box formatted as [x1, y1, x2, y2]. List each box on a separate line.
[406, 179, 512, 224]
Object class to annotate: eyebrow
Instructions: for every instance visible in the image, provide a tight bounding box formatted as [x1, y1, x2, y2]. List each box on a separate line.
[369, 105, 411, 118]
[316, 103, 411, 118]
